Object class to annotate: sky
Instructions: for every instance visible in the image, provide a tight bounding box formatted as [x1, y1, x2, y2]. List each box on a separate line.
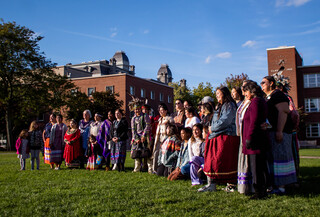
[1, 0, 320, 89]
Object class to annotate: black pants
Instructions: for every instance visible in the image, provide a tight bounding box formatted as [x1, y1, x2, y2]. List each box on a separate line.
[157, 164, 169, 177]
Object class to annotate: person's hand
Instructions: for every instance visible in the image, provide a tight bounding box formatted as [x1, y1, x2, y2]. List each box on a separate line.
[260, 122, 268, 130]
[276, 131, 283, 143]
[112, 137, 118, 142]
[141, 137, 145, 143]
[209, 127, 212, 134]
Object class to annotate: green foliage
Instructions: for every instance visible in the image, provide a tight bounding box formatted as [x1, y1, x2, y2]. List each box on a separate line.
[0, 21, 75, 149]
[1, 152, 320, 216]
[64, 90, 123, 122]
[192, 82, 216, 105]
[169, 81, 194, 105]
[220, 73, 249, 90]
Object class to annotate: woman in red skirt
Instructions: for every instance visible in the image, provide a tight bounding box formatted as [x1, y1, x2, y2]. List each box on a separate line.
[198, 86, 240, 192]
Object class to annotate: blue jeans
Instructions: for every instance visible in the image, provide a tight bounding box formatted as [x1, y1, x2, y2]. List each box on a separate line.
[181, 162, 190, 177]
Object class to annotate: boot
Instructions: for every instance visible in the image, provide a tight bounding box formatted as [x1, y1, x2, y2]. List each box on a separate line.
[133, 159, 141, 172]
[198, 177, 216, 192]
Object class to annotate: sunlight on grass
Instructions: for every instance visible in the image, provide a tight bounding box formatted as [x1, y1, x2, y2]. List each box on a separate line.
[0, 152, 320, 216]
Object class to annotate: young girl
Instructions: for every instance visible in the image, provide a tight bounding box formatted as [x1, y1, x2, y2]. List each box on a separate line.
[157, 123, 181, 177]
[168, 127, 192, 181]
[86, 135, 102, 170]
[29, 121, 43, 170]
[188, 124, 205, 185]
[15, 129, 30, 170]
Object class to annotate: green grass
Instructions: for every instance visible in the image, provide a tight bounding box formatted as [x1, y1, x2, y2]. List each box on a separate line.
[1, 152, 320, 216]
[299, 149, 320, 157]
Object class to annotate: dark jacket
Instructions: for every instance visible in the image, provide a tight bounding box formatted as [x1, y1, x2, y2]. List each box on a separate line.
[110, 118, 129, 141]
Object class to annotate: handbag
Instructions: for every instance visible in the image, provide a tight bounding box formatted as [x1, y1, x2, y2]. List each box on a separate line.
[131, 142, 141, 159]
[140, 147, 151, 158]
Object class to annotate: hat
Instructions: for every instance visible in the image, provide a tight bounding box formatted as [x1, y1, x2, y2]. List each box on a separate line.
[272, 71, 291, 91]
[128, 96, 144, 111]
[199, 96, 214, 105]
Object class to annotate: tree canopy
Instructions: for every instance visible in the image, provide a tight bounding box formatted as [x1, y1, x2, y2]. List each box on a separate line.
[0, 20, 75, 150]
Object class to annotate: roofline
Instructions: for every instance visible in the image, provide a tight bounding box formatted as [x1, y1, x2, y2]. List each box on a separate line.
[70, 73, 173, 89]
[266, 46, 296, 51]
[297, 65, 320, 69]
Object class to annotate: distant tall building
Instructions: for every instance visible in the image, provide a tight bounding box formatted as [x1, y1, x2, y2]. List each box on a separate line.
[267, 46, 320, 146]
[54, 51, 174, 119]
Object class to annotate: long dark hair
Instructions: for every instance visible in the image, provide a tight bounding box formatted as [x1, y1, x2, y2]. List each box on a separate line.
[243, 81, 264, 98]
[158, 103, 170, 116]
[232, 86, 244, 101]
[263, 76, 276, 89]
[190, 123, 203, 143]
[216, 87, 236, 118]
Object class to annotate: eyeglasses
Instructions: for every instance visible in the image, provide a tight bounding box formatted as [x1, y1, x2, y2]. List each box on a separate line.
[260, 81, 266, 85]
[175, 102, 181, 105]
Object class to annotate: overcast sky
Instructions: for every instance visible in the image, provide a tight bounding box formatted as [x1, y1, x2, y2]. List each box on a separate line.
[1, 0, 320, 89]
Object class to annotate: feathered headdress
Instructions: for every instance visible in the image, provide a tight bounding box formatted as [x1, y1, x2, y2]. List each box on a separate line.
[272, 71, 291, 91]
[128, 93, 144, 111]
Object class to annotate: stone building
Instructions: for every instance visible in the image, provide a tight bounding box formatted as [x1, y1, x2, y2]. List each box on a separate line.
[267, 46, 320, 146]
[54, 51, 174, 119]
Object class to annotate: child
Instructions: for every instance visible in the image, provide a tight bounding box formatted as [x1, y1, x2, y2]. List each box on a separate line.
[29, 121, 43, 170]
[168, 127, 192, 181]
[16, 129, 30, 170]
[86, 135, 102, 170]
[156, 123, 181, 177]
[196, 126, 209, 179]
[188, 124, 205, 185]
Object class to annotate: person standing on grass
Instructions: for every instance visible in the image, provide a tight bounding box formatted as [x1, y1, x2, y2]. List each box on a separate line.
[167, 127, 192, 181]
[97, 115, 112, 171]
[153, 103, 174, 173]
[156, 123, 181, 177]
[129, 98, 151, 173]
[199, 87, 239, 192]
[79, 109, 93, 168]
[15, 129, 30, 171]
[110, 109, 129, 172]
[86, 135, 102, 170]
[188, 124, 205, 186]
[261, 76, 297, 195]
[142, 104, 155, 172]
[28, 121, 43, 170]
[49, 114, 67, 170]
[90, 113, 104, 138]
[64, 119, 82, 168]
[241, 81, 270, 199]
[43, 114, 56, 169]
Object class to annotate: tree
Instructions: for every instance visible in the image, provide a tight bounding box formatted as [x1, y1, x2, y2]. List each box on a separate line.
[0, 21, 75, 150]
[169, 81, 194, 106]
[192, 82, 216, 105]
[64, 90, 123, 122]
[220, 73, 249, 90]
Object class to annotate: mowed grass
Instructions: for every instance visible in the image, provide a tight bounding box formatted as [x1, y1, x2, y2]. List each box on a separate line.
[1, 152, 320, 216]
[300, 148, 320, 157]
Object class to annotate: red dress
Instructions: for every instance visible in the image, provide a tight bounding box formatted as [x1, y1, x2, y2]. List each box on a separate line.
[63, 129, 81, 164]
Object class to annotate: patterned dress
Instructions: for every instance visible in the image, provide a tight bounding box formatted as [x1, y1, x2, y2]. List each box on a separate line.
[110, 118, 128, 165]
[64, 129, 82, 167]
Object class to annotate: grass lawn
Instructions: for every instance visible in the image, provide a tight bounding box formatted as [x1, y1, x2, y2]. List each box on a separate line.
[299, 149, 320, 157]
[1, 152, 320, 216]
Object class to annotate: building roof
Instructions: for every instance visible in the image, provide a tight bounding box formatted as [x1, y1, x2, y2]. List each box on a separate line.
[266, 46, 296, 51]
[112, 51, 129, 66]
[157, 64, 172, 77]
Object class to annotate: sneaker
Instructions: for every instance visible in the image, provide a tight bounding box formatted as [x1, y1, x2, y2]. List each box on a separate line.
[198, 184, 216, 192]
[222, 184, 236, 193]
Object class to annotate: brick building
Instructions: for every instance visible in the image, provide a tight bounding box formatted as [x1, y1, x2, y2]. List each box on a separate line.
[54, 51, 174, 119]
[267, 46, 320, 146]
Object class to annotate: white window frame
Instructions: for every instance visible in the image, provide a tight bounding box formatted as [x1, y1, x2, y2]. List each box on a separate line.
[88, 87, 95, 97]
[130, 86, 135, 95]
[106, 86, 114, 94]
[306, 123, 320, 138]
[168, 95, 172, 103]
[304, 73, 320, 88]
[305, 98, 320, 113]
[150, 91, 155, 100]
[159, 93, 164, 102]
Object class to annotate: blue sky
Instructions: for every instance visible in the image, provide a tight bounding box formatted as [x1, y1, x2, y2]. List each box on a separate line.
[1, 0, 320, 89]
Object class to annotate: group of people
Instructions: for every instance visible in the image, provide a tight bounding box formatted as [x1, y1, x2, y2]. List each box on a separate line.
[15, 74, 300, 200]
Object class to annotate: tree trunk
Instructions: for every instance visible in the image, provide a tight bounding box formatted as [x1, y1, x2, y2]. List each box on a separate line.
[5, 109, 13, 151]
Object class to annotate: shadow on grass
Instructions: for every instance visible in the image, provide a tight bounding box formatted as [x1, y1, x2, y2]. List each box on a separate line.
[286, 166, 320, 197]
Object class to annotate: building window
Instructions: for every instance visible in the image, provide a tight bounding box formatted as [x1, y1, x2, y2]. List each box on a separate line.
[305, 98, 320, 112]
[306, 123, 320, 138]
[88, 87, 95, 97]
[106, 86, 114, 94]
[160, 93, 163, 102]
[130, 86, 135, 95]
[150, 91, 155, 100]
[304, 73, 320, 88]
[141, 88, 145, 98]
[168, 95, 172, 103]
